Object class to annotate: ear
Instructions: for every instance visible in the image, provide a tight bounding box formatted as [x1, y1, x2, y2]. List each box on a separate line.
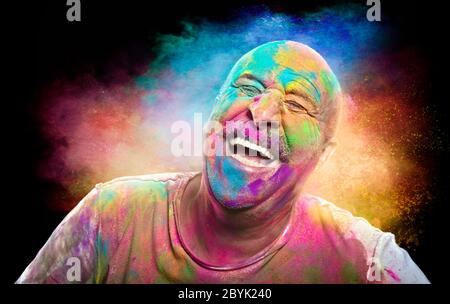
[317, 139, 337, 169]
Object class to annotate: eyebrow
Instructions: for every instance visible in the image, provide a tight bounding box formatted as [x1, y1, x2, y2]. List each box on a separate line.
[285, 88, 320, 112]
[286, 76, 321, 103]
[235, 73, 320, 111]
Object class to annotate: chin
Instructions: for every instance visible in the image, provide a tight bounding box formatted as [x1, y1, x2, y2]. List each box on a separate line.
[205, 155, 295, 209]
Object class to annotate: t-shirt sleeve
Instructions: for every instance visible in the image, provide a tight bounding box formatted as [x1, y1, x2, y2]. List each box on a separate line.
[16, 186, 103, 284]
[368, 233, 430, 284]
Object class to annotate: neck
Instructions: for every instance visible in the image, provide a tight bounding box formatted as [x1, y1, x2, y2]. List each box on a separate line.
[178, 170, 299, 267]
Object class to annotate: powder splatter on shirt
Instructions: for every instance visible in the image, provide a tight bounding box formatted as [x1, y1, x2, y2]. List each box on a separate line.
[17, 172, 429, 284]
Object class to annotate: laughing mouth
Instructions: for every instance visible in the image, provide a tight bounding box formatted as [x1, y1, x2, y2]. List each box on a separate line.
[228, 137, 280, 168]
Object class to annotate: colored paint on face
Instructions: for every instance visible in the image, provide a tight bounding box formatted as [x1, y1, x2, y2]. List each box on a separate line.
[247, 179, 264, 196]
[285, 119, 321, 149]
[221, 157, 246, 201]
[36, 6, 435, 248]
[204, 40, 341, 209]
[277, 68, 320, 103]
[268, 164, 292, 186]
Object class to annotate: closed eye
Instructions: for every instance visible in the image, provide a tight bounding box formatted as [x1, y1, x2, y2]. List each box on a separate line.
[238, 85, 261, 97]
[284, 100, 308, 113]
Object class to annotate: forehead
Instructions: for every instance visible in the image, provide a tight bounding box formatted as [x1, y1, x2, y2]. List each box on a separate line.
[229, 41, 339, 104]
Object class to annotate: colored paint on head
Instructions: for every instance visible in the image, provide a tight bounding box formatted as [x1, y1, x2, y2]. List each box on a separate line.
[277, 68, 320, 103]
[320, 70, 340, 100]
[237, 41, 280, 77]
[35, 5, 438, 248]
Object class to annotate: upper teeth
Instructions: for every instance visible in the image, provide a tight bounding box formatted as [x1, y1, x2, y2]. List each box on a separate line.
[229, 137, 274, 160]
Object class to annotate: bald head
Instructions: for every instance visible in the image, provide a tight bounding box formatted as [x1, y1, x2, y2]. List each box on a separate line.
[218, 40, 341, 143]
[269, 40, 341, 142]
[204, 40, 343, 208]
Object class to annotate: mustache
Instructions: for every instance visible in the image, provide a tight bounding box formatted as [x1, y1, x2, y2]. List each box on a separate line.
[221, 120, 290, 162]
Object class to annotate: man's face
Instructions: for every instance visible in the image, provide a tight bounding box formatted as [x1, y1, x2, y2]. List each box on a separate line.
[204, 41, 341, 209]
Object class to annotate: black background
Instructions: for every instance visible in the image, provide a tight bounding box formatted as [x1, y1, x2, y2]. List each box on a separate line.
[5, 0, 449, 287]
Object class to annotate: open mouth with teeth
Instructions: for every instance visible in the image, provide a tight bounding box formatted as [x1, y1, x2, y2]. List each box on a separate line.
[228, 137, 280, 168]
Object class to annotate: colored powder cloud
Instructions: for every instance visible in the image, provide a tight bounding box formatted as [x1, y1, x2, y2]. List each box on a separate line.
[38, 5, 437, 248]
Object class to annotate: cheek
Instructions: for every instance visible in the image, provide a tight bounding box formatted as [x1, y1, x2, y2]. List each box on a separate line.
[203, 134, 216, 158]
[284, 116, 321, 151]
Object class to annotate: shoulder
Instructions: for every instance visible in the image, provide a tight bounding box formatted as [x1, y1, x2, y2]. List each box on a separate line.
[76, 172, 198, 224]
[91, 172, 196, 209]
[300, 194, 384, 248]
[98, 172, 196, 191]
[78, 172, 198, 254]
[300, 194, 430, 283]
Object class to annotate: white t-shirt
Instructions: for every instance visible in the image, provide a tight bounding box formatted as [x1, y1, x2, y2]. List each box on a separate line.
[17, 172, 430, 283]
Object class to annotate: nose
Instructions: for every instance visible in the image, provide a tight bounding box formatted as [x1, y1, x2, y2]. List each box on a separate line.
[248, 90, 282, 123]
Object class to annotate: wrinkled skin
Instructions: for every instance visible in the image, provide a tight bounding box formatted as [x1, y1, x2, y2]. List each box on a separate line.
[204, 40, 341, 209]
[16, 41, 429, 284]
[178, 40, 343, 266]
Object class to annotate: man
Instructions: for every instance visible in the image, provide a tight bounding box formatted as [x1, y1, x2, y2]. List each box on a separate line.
[17, 41, 429, 283]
